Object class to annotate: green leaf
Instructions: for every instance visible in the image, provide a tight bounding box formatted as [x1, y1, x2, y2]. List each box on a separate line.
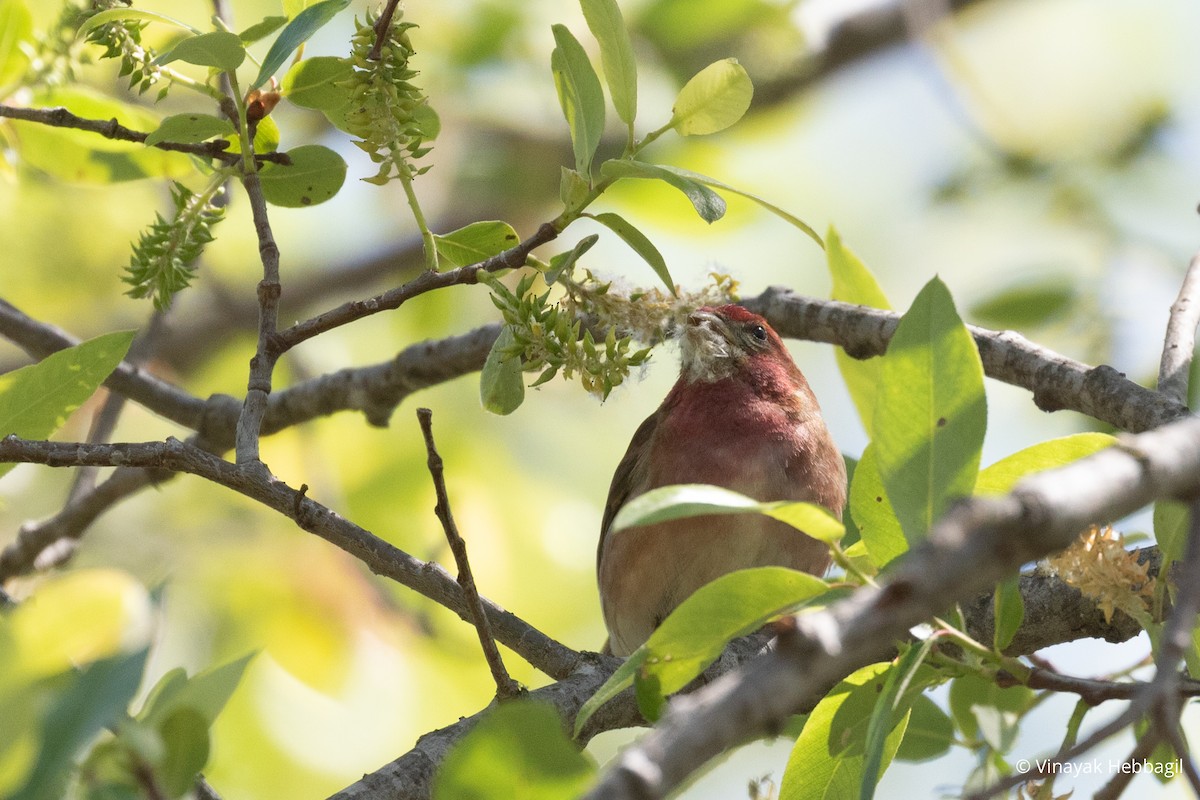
[223, 115, 280, 155]
[280, 56, 353, 111]
[947, 672, 1033, 744]
[974, 432, 1115, 495]
[480, 326, 525, 415]
[764, 502, 845, 544]
[874, 277, 986, 547]
[12, 649, 149, 800]
[848, 445, 906, 568]
[15, 88, 191, 182]
[827, 226, 891, 434]
[600, 159, 726, 223]
[238, 16, 288, 44]
[1154, 500, 1189, 566]
[992, 577, 1024, 652]
[0, 0, 33, 92]
[637, 568, 829, 709]
[860, 641, 933, 800]
[670, 57, 753, 136]
[433, 221, 520, 269]
[77, 8, 200, 37]
[559, 167, 590, 213]
[154, 31, 245, 71]
[252, 0, 351, 90]
[257, 144, 346, 207]
[588, 212, 674, 294]
[144, 113, 235, 146]
[140, 653, 256, 728]
[156, 708, 210, 798]
[609, 483, 763, 532]
[894, 695, 953, 762]
[434, 700, 595, 800]
[577, 567, 830, 733]
[550, 24, 605, 177]
[545, 234, 599, 283]
[969, 276, 1076, 329]
[580, 0, 637, 129]
[780, 663, 909, 800]
[0, 330, 135, 479]
[574, 650, 644, 737]
[655, 165, 821, 244]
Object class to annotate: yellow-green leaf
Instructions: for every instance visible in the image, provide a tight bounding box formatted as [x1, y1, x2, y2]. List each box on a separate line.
[974, 432, 1115, 495]
[670, 57, 753, 136]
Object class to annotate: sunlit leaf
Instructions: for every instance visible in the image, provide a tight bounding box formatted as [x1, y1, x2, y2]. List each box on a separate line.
[550, 24, 605, 177]
[280, 56, 353, 111]
[670, 57, 753, 136]
[780, 663, 909, 800]
[609, 483, 762, 532]
[257, 144, 346, 207]
[600, 159, 726, 223]
[588, 212, 674, 293]
[6, 569, 151, 678]
[252, 0, 351, 90]
[974, 433, 1115, 495]
[848, 446, 906, 568]
[434, 221, 520, 269]
[577, 567, 830, 732]
[827, 227, 891, 434]
[0, 330, 134, 479]
[14, 88, 191, 182]
[0, 0, 33, 92]
[154, 31, 245, 71]
[861, 642, 932, 799]
[435, 700, 595, 800]
[480, 326, 524, 415]
[77, 8, 200, 37]
[874, 277, 986, 546]
[144, 113, 235, 146]
[580, 0, 637, 129]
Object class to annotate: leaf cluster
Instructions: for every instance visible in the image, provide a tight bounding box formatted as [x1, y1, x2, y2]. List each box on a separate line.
[82, 4, 166, 100]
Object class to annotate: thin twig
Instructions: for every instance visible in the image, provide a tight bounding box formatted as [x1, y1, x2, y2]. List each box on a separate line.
[416, 408, 521, 699]
[0, 104, 288, 165]
[193, 775, 222, 800]
[369, 0, 403, 61]
[1158, 247, 1200, 406]
[1093, 729, 1162, 800]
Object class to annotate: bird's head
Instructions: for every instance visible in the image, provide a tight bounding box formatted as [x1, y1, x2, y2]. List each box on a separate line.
[679, 305, 792, 384]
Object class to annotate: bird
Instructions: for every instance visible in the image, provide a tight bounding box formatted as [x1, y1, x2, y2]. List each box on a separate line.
[597, 304, 847, 656]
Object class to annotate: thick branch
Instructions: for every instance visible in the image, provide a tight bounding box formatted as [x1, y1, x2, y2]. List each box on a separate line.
[743, 287, 1189, 432]
[1158, 248, 1200, 406]
[583, 410, 1200, 799]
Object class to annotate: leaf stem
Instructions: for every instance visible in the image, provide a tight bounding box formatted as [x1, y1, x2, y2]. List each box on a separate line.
[397, 158, 438, 272]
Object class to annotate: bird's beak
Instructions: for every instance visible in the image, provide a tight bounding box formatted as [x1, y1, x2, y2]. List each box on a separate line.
[680, 309, 733, 381]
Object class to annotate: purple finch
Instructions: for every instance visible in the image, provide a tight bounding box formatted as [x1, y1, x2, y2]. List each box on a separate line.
[597, 305, 847, 656]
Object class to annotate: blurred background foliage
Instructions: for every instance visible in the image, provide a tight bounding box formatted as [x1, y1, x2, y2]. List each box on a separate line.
[2, 0, 1200, 797]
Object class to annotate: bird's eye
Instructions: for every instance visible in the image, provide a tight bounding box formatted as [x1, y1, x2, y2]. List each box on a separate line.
[750, 324, 768, 342]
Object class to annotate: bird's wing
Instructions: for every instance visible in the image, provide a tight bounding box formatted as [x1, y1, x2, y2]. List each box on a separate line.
[596, 408, 660, 570]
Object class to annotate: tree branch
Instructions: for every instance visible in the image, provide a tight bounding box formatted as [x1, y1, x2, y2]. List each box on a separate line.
[582, 409, 1200, 799]
[1158, 247, 1200, 406]
[743, 287, 1189, 432]
[416, 408, 520, 699]
[0, 103, 288, 165]
[0, 435, 581, 681]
